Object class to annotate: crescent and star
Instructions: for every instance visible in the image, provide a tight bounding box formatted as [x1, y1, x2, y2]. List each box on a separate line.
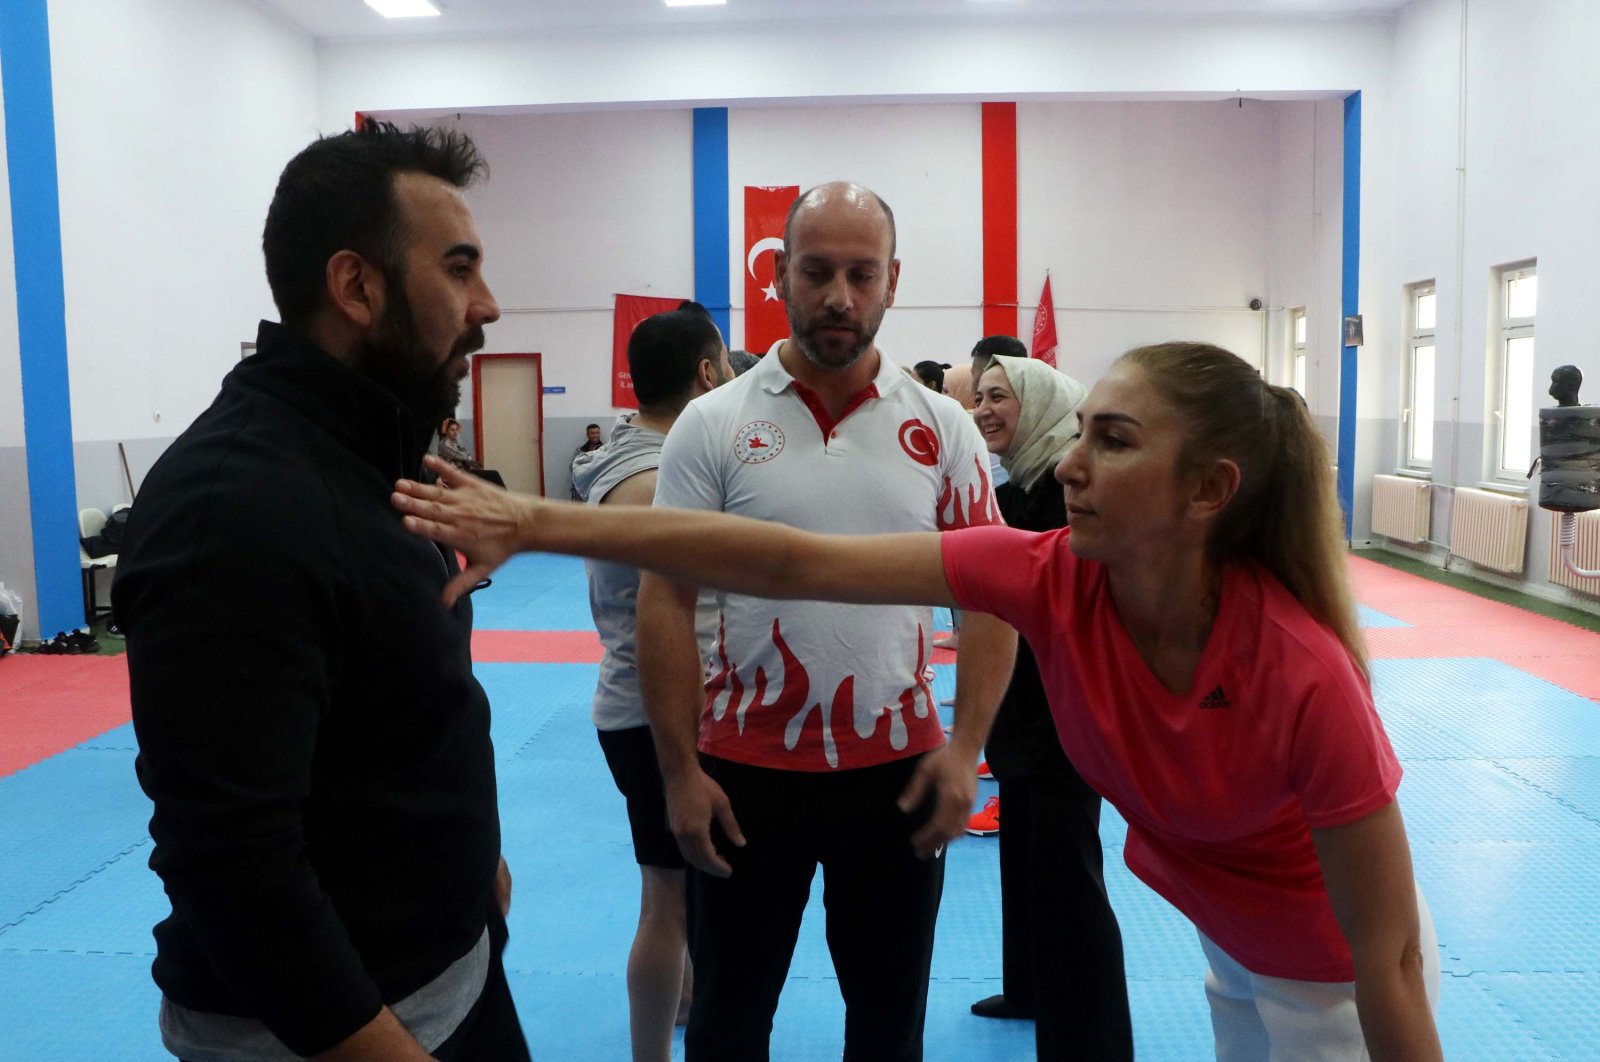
[747, 236, 785, 302]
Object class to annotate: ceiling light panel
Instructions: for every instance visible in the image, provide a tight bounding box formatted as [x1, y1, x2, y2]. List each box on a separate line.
[365, 0, 441, 18]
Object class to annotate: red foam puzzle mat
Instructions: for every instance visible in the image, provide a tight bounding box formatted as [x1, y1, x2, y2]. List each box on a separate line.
[0, 655, 132, 778]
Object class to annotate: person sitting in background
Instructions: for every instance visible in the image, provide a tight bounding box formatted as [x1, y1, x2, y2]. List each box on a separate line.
[437, 417, 482, 471]
[965, 353, 1133, 1060]
[577, 422, 605, 455]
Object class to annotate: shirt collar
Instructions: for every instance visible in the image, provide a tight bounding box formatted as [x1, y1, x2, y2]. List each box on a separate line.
[755, 339, 909, 398]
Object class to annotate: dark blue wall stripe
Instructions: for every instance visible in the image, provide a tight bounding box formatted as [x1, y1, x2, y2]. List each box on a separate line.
[691, 108, 731, 346]
[1338, 92, 1361, 539]
[2, 0, 82, 635]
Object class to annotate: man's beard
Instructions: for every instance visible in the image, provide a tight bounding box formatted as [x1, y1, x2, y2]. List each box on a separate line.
[354, 279, 484, 428]
[788, 303, 884, 371]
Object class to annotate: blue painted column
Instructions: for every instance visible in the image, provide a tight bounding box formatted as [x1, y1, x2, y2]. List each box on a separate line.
[2, 0, 82, 635]
[1337, 92, 1361, 541]
[692, 107, 731, 346]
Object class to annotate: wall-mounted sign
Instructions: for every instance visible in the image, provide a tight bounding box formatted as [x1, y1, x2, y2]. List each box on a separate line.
[543, 386, 566, 395]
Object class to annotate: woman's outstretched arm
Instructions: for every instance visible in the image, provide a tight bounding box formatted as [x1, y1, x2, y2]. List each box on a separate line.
[394, 455, 957, 609]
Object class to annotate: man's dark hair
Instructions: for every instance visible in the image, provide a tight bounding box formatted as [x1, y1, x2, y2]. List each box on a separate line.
[262, 121, 488, 331]
[971, 334, 1027, 381]
[629, 308, 725, 410]
[585, 423, 601, 431]
[677, 300, 714, 322]
[783, 184, 897, 259]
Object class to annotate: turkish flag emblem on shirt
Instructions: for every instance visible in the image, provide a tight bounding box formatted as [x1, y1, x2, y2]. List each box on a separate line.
[744, 185, 799, 355]
[1031, 274, 1059, 368]
[612, 293, 685, 407]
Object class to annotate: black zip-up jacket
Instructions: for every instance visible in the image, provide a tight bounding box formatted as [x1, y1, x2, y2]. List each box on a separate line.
[981, 475, 1082, 782]
[113, 321, 500, 1056]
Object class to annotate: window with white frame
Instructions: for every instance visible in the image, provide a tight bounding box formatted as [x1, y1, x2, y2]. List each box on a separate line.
[1491, 262, 1537, 480]
[1290, 308, 1307, 399]
[1403, 283, 1436, 469]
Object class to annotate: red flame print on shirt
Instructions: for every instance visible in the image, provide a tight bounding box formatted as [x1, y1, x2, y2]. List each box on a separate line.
[703, 618, 942, 770]
[898, 419, 941, 467]
[937, 454, 999, 530]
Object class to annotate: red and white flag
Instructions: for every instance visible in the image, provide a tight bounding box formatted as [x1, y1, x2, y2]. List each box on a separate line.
[612, 293, 685, 408]
[1030, 274, 1058, 367]
[743, 185, 799, 355]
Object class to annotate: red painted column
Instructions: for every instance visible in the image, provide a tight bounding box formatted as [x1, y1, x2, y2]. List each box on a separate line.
[981, 102, 1018, 340]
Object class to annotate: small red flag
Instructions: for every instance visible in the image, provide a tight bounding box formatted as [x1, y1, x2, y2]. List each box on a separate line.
[743, 185, 800, 355]
[612, 293, 685, 408]
[1031, 274, 1058, 368]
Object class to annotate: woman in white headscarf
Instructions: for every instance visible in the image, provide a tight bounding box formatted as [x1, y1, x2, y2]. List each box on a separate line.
[965, 354, 1132, 1061]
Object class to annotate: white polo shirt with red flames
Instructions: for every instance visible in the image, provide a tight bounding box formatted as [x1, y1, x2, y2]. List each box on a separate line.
[654, 344, 1000, 772]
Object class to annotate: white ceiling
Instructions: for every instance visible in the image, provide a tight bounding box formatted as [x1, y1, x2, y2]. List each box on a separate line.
[256, 0, 1413, 42]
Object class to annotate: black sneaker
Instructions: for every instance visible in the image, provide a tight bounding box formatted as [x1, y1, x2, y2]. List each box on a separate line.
[38, 631, 71, 655]
[970, 994, 1034, 1020]
[66, 630, 100, 654]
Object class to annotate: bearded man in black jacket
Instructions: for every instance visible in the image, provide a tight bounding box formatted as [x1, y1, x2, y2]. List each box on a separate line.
[113, 122, 529, 1062]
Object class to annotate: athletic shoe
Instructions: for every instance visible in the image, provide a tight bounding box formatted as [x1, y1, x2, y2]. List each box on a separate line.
[970, 993, 1034, 1020]
[976, 760, 993, 780]
[965, 796, 1000, 836]
[66, 630, 100, 654]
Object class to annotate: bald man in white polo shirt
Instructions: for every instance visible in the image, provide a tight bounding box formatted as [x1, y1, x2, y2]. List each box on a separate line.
[637, 182, 1018, 1062]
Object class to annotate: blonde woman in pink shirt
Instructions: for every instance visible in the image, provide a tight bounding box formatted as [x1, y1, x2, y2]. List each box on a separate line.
[394, 341, 1442, 1062]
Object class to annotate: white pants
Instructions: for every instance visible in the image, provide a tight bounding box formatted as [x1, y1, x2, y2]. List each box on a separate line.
[1198, 887, 1440, 1062]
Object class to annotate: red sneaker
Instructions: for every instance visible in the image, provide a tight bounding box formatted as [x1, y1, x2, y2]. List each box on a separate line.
[965, 796, 1000, 836]
[976, 760, 993, 780]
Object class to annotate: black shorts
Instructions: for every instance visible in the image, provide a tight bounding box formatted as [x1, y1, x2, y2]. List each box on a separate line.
[597, 725, 686, 870]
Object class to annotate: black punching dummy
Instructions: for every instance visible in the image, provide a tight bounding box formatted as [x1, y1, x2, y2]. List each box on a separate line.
[1538, 366, 1599, 514]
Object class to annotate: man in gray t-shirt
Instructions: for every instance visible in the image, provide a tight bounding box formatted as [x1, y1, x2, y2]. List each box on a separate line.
[569, 303, 731, 1062]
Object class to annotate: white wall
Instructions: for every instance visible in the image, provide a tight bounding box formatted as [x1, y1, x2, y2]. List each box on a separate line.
[1382, 0, 1600, 601]
[317, 15, 1396, 131]
[1018, 99, 1281, 387]
[448, 109, 696, 417]
[0, 50, 22, 450]
[48, 0, 318, 462]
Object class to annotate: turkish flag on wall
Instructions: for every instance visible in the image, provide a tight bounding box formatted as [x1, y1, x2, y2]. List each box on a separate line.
[1031, 274, 1059, 367]
[612, 293, 685, 407]
[743, 185, 799, 355]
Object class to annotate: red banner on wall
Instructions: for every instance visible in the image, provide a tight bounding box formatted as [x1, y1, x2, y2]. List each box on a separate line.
[743, 185, 799, 356]
[612, 293, 685, 408]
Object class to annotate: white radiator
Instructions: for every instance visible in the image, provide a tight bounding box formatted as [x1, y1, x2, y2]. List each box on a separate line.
[1371, 475, 1431, 544]
[1548, 510, 1600, 595]
[1448, 488, 1529, 574]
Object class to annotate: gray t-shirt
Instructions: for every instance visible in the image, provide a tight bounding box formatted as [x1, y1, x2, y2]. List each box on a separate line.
[159, 928, 488, 1060]
[571, 415, 718, 731]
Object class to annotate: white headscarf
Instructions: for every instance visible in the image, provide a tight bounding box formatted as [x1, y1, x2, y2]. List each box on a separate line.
[987, 354, 1089, 491]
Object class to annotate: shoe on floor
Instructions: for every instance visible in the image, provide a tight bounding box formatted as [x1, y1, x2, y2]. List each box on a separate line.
[965, 796, 1000, 836]
[976, 760, 993, 780]
[970, 993, 1034, 1020]
[66, 629, 100, 654]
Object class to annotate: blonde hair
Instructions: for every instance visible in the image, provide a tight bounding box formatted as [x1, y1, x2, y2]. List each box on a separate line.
[1120, 342, 1368, 679]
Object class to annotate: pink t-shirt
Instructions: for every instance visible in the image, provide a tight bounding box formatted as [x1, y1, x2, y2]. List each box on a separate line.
[942, 525, 1401, 982]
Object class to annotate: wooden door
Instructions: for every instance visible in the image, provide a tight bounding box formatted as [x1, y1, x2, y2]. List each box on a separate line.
[472, 353, 545, 496]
